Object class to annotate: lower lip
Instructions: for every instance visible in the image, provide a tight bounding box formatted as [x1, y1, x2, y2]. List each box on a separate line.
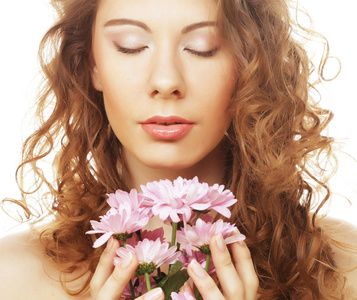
[141, 123, 194, 139]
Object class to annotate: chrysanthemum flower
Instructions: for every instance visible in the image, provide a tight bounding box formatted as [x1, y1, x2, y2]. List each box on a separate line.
[140, 176, 210, 223]
[186, 211, 214, 226]
[126, 228, 166, 247]
[204, 184, 237, 218]
[86, 208, 150, 248]
[122, 277, 157, 299]
[114, 238, 181, 275]
[140, 228, 165, 242]
[179, 246, 216, 275]
[171, 291, 196, 300]
[107, 188, 153, 218]
[176, 219, 245, 254]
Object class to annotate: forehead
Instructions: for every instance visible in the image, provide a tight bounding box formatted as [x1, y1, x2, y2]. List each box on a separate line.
[95, 0, 219, 26]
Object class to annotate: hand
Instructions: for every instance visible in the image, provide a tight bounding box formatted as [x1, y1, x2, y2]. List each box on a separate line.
[90, 237, 164, 300]
[187, 234, 259, 300]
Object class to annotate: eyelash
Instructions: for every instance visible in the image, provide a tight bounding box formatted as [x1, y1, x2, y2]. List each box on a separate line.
[186, 47, 219, 58]
[116, 46, 147, 54]
[116, 46, 219, 57]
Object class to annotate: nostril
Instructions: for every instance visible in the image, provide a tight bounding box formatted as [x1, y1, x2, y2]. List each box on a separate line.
[150, 89, 182, 99]
[151, 90, 159, 97]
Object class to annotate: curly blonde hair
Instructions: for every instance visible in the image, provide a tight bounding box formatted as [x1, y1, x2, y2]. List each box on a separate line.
[6, 0, 353, 298]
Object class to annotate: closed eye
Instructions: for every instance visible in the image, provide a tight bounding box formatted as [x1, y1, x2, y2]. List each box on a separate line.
[186, 47, 219, 57]
[116, 46, 148, 54]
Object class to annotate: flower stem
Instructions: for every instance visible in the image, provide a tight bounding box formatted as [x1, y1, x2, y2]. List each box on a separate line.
[205, 253, 211, 273]
[195, 212, 202, 223]
[157, 267, 161, 278]
[129, 280, 135, 299]
[136, 229, 142, 241]
[170, 222, 177, 247]
[145, 272, 151, 291]
[195, 287, 202, 300]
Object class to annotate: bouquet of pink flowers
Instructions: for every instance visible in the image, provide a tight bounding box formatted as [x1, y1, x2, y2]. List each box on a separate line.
[86, 177, 245, 299]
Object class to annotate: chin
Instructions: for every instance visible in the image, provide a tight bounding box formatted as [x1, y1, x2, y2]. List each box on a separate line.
[140, 152, 204, 171]
[144, 158, 197, 171]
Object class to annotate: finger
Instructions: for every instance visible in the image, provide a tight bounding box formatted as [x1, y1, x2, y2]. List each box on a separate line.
[135, 288, 164, 300]
[179, 281, 194, 295]
[230, 240, 259, 300]
[97, 251, 139, 299]
[90, 237, 118, 298]
[210, 234, 245, 299]
[187, 259, 225, 300]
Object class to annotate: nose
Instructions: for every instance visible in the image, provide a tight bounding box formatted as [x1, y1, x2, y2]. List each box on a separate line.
[147, 47, 186, 99]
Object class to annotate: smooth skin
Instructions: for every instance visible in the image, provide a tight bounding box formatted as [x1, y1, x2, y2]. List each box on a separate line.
[91, 0, 237, 189]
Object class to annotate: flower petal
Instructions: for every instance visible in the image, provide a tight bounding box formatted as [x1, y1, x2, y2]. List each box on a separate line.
[93, 231, 113, 248]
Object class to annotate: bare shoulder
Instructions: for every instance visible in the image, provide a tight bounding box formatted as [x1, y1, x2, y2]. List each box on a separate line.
[0, 229, 90, 299]
[0, 230, 44, 298]
[318, 216, 357, 297]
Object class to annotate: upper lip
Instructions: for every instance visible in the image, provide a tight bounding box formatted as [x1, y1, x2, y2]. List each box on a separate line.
[141, 115, 193, 125]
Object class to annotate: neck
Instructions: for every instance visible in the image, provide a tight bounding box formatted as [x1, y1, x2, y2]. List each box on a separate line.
[123, 143, 228, 191]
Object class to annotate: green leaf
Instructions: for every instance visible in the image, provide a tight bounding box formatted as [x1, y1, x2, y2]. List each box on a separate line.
[153, 272, 167, 285]
[157, 261, 189, 300]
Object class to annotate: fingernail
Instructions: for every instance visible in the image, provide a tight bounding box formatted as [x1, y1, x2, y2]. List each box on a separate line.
[216, 233, 226, 252]
[143, 288, 163, 300]
[189, 259, 206, 279]
[120, 252, 133, 269]
[239, 240, 246, 246]
[104, 237, 113, 253]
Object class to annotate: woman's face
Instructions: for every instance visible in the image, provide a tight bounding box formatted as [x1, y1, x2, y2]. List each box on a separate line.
[91, 0, 237, 171]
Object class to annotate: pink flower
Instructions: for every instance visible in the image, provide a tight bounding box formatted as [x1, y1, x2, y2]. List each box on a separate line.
[140, 228, 165, 242]
[171, 291, 196, 300]
[172, 176, 210, 210]
[140, 176, 210, 223]
[126, 228, 166, 246]
[176, 219, 245, 253]
[107, 188, 153, 218]
[186, 211, 214, 225]
[114, 238, 181, 275]
[122, 277, 157, 299]
[204, 184, 237, 218]
[86, 208, 150, 248]
[179, 246, 216, 275]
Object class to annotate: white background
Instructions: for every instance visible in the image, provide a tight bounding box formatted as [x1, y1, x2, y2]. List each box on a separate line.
[1, 1, 356, 237]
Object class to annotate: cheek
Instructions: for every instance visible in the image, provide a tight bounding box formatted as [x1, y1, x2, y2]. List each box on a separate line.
[98, 62, 145, 109]
[103, 96, 125, 139]
[205, 68, 235, 126]
[96, 63, 139, 120]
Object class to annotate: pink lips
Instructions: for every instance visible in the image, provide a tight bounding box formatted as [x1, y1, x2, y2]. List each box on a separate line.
[140, 116, 194, 139]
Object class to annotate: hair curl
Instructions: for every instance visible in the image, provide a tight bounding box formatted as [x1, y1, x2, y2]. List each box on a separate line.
[5, 0, 354, 298]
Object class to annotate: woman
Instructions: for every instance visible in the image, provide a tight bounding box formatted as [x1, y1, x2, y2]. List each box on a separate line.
[0, 0, 356, 299]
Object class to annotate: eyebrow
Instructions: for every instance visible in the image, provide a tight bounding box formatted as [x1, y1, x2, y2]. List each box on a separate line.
[181, 21, 217, 34]
[104, 19, 217, 34]
[104, 18, 151, 32]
